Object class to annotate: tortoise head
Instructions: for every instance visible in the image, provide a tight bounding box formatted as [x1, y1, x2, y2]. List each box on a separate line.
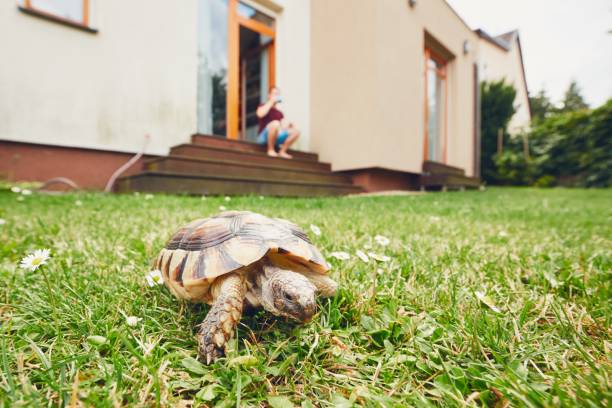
[261, 265, 317, 322]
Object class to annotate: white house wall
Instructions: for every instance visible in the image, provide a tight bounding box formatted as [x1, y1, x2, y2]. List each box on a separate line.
[0, 0, 198, 155]
[310, 0, 480, 176]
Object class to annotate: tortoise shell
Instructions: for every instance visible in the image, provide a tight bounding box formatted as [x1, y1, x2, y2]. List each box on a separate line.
[155, 211, 329, 303]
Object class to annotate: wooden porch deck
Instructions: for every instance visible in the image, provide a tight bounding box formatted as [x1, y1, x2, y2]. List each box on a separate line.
[116, 134, 363, 197]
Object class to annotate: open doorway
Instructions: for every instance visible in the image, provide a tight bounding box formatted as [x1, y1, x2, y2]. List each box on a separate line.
[239, 25, 274, 142]
[197, 0, 275, 140]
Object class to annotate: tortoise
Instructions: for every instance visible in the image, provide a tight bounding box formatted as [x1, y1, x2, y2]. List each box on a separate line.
[154, 211, 338, 364]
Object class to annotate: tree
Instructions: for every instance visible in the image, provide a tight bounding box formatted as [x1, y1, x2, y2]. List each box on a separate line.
[529, 88, 554, 123]
[559, 80, 589, 113]
[480, 79, 517, 183]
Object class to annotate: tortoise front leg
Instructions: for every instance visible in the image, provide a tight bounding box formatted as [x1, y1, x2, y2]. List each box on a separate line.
[302, 271, 338, 297]
[197, 273, 246, 364]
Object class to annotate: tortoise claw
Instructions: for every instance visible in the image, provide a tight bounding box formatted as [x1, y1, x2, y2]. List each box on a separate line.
[198, 336, 225, 365]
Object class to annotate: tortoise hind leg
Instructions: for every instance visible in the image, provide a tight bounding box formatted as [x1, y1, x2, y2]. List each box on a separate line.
[197, 273, 246, 364]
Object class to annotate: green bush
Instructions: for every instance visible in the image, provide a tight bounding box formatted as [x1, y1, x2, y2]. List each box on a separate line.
[485, 97, 611, 188]
[493, 149, 535, 185]
[530, 99, 611, 187]
[581, 100, 612, 186]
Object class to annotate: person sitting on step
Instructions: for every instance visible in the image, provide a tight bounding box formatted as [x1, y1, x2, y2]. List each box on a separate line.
[256, 87, 300, 159]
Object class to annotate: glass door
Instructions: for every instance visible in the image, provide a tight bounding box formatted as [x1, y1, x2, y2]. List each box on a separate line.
[197, 0, 275, 139]
[424, 48, 448, 163]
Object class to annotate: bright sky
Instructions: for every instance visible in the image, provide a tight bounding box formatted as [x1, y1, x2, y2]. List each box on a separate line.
[446, 0, 612, 107]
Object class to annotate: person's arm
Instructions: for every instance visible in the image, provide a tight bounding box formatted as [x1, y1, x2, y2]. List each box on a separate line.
[256, 99, 275, 118]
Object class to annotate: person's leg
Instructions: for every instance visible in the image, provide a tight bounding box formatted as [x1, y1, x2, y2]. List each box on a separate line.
[278, 128, 300, 159]
[265, 121, 281, 157]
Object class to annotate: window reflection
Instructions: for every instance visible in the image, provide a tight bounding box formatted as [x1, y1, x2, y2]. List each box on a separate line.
[28, 0, 83, 23]
[197, 0, 228, 136]
[426, 54, 447, 162]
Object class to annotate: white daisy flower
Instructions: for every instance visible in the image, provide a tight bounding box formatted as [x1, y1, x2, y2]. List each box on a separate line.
[429, 216, 441, 222]
[330, 251, 350, 260]
[258, 195, 264, 200]
[21, 189, 32, 196]
[126, 316, 142, 327]
[310, 224, 321, 236]
[146, 270, 164, 287]
[219, 205, 227, 211]
[498, 230, 508, 238]
[475, 291, 501, 313]
[10, 186, 21, 193]
[368, 252, 390, 262]
[356, 250, 369, 263]
[75, 200, 83, 206]
[224, 196, 231, 202]
[374, 235, 390, 246]
[0, 219, 6, 225]
[201, 195, 207, 201]
[17, 196, 25, 202]
[144, 194, 154, 200]
[19, 249, 51, 271]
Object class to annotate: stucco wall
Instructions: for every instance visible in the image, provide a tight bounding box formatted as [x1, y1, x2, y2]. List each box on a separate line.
[479, 37, 531, 135]
[0, 0, 198, 156]
[310, 0, 479, 176]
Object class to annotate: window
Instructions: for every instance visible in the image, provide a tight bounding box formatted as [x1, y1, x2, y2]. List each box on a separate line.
[18, 0, 94, 31]
[424, 48, 448, 163]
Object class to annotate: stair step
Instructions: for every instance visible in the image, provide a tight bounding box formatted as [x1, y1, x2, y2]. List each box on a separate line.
[422, 160, 466, 177]
[146, 156, 353, 185]
[116, 171, 362, 197]
[420, 173, 481, 189]
[170, 144, 331, 172]
[191, 134, 319, 162]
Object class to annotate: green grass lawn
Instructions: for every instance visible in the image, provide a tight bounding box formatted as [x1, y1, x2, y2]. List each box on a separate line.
[0, 188, 610, 407]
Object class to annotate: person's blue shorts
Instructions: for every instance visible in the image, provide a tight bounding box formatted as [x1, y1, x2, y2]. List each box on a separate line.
[257, 127, 290, 149]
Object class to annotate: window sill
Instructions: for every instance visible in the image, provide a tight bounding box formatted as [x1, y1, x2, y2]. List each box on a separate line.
[18, 6, 98, 34]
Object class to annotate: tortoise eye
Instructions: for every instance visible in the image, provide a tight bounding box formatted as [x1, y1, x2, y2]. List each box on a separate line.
[283, 291, 296, 302]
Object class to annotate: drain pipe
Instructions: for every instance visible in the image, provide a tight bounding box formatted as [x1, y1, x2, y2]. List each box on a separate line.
[104, 134, 151, 193]
[38, 177, 80, 192]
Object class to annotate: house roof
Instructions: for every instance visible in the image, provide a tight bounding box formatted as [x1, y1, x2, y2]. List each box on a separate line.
[496, 30, 517, 45]
[474, 28, 515, 51]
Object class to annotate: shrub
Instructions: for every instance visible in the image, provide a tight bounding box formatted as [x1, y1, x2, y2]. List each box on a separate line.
[530, 100, 611, 187]
[485, 96, 611, 188]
